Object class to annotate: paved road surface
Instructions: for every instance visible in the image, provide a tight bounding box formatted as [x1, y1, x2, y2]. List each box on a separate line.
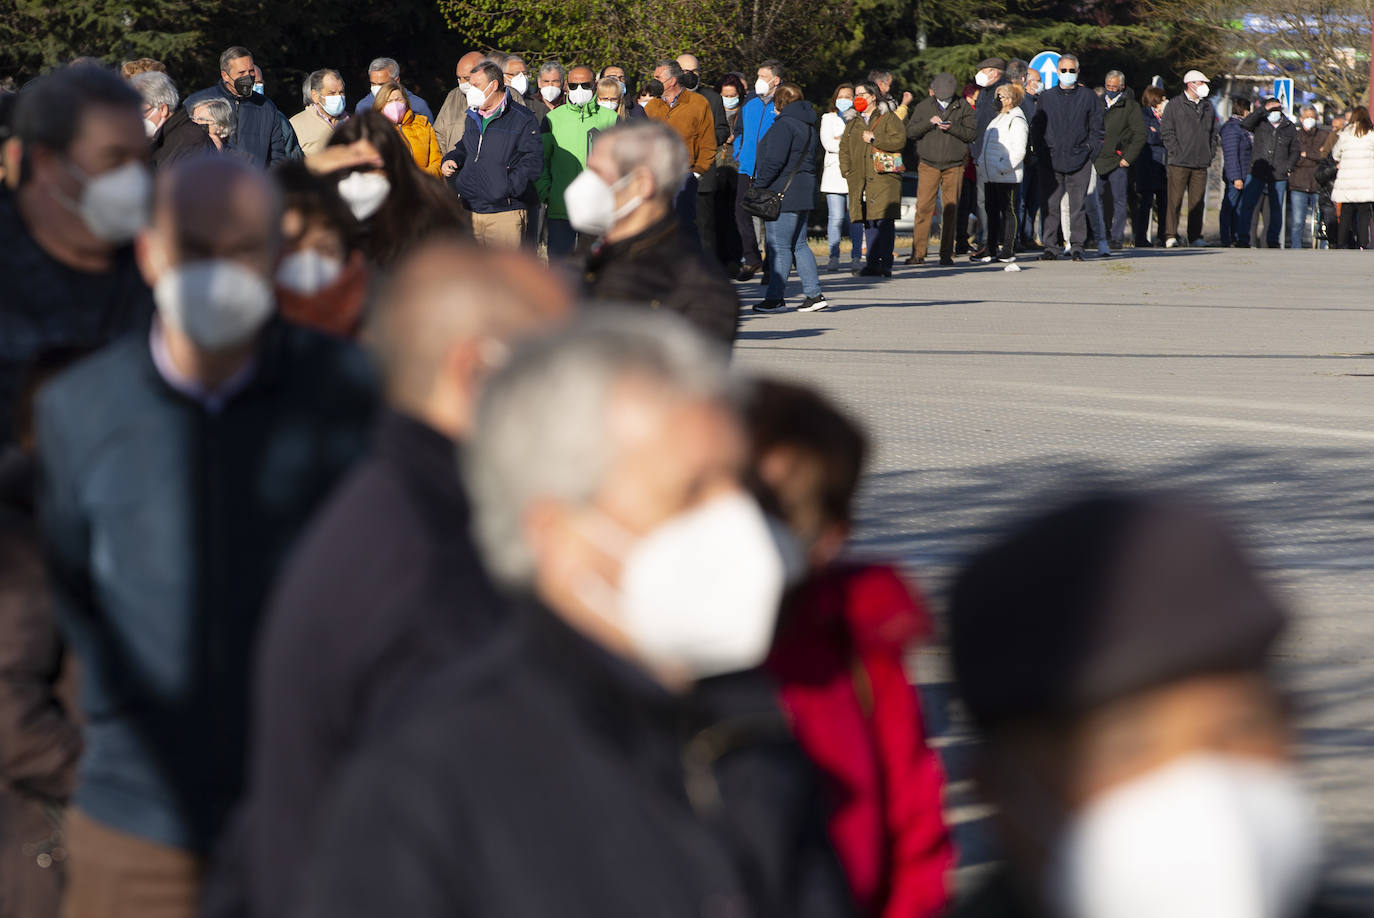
[734, 248, 1374, 905]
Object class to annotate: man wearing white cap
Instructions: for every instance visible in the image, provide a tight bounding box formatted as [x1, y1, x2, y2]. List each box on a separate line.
[1159, 69, 1219, 247]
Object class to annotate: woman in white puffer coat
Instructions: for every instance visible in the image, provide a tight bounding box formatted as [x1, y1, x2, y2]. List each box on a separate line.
[975, 83, 1029, 262]
[1331, 105, 1374, 249]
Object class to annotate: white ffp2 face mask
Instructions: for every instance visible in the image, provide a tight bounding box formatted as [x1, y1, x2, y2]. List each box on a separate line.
[563, 169, 640, 237]
[568, 87, 595, 106]
[61, 160, 152, 245]
[540, 84, 562, 103]
[508, 73, 528, 95]
[581, 492, 789, 679]
[276, 249, 344, 295]
[336, 172, 390, 221]
[1050, 754, 1322, 918]
[1195, 82, 1211, 98]
[155, 259, 275, 351]
[754, 78, 772, 98]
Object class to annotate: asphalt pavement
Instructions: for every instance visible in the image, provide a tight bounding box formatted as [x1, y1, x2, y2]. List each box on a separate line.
[733, 247, 1374, 903]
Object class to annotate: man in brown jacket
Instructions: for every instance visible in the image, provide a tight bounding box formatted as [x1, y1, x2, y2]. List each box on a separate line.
[649, 59, 715, 247]
[906, 72, 977, 265]
[432, 50, 485, 154]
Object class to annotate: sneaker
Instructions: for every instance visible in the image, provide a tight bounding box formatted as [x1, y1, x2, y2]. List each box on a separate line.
[995, 255, 1015, 263]
[976, 255, 993, 263]
[1190, 238, 1209, 247]
[850, 261, 863, 276]
[1039, 250, 1058, 261]
[798, 294, 829, 312]
[752, 299, 787, 313]
[1164, 237, 1179, 248]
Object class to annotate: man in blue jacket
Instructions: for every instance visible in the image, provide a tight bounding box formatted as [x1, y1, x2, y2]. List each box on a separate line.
[440, 62, 543, 247]
[185, 46, 293, 168]
[37, 156, 373, 918]
[1030, 53, 1104, 261]
[1219, 97, 1254, 246]
[731, 59, 782, 279]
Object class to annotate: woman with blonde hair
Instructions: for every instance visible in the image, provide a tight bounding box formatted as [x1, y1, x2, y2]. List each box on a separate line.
[373, 80, 442, 176]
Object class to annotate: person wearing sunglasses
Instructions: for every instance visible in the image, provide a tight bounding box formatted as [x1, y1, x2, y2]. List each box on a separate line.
[1029, 53, 1103, 261]
[537, 65, 618, 258]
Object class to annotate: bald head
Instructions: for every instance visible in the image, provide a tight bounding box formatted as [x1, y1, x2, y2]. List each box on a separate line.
[457, 51, 485, 83]
[676, 53, 700, 72]
[367, 240, 573, 437]
[142, 156, 281, 284]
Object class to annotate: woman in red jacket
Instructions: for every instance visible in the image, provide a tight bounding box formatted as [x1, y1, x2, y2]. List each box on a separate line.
[745, 378, 954, 918]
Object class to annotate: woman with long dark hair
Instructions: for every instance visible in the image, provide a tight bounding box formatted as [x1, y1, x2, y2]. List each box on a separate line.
[324, 111, 469, 267]
[1331, 105, 1374, 249]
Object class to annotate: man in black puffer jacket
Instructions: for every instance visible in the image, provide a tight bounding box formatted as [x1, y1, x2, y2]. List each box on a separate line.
[1030, 53, 1104, 261]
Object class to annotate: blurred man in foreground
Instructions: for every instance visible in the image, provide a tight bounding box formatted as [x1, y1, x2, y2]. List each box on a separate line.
[948, 491, 1340, 918]
[294, 311, 854, 918]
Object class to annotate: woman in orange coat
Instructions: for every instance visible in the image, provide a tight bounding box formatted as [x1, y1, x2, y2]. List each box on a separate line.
[373, 81, 442, 176]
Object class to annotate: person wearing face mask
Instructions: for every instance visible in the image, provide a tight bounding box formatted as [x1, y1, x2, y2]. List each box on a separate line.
[746, 378, 954, 918]
[574, 121, 740, 346]
[439, 63, 543, 248]
[373, 81, 443, 176]
[1030, 53, 1104, 261]
[1134, 86, 1169, 246]
[820, 83, 863, 272]
[906, 73, 977, 266]
[733, 60, 785, 279]
[712, 73, 748, 267]
[290, 310, 855, 918]
[947, 490, 1347, 918]
[0, 66, 154, 450]
[351, 56, 432, 121]
[1159, 69, 1219, 246]
[840, 80, 907, 276]
[595, 75, 624, 118]
[191, 98, 242, 157]
[647, 59, 716, 249]
[678, 54, 731, 261]
[1018, 68, 1045, 249]
[184, 46, 293, 168]
[534, 65, 620, 258]
[534, 60, 567, 127]
[253, 63, 305, 162]
[325, 112, 470, 266]
[1329, 105, 1374, 249]
[1219, 97, 1255, 247]
[1093, 70, 1143, 250]
[976, 83, 1029, 265]
[35, 155, 375, 918]
[433, 50, 487, 155]
[290, 68, 349, 157]
[1288, 105, 1332, 249]
[1240, 96, 1299, 248]
[600, 64, 643, 120]
[133, 70, 214, 170]
[211, 241, 571, 918]
[967, 58, 1011, 260]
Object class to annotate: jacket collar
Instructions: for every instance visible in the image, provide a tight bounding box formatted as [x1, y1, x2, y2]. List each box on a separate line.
[587, 214, 678, 266]
[372, 408, 467, 520]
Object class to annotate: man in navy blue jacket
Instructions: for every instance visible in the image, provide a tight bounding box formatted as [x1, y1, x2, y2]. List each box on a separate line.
[440, 62, 543, 247]
[37, 156, 373, 918]
[1219, 97, 1254, 245]
[185, 46, 294, 168]
[1031, 53, 1104, 261]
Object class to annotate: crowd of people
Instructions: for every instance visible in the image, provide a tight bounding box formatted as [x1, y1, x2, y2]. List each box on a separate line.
[0, 43, 1361, 918]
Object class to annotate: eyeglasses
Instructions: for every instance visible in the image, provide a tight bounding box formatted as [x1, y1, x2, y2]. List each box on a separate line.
[1059, 68, 1078, 74]
[568, 81, 594, 90]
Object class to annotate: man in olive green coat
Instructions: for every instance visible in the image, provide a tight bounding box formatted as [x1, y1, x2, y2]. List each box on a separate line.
[1094, 72, 1145, 248]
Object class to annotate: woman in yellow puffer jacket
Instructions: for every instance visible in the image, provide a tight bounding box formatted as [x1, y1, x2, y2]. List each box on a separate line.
[374, 81, 442, 176]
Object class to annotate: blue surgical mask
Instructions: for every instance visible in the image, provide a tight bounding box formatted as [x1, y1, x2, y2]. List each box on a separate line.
[252, 82, 264, 95]
[322, 94, 345, 117]
[835, 97, 853, 113]
[723, 95, 739, 110]
[1059, 71, 1079, 88]
[1268, 110, 1283, 125]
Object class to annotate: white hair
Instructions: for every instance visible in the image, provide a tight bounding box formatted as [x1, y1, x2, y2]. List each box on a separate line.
[368, 57, 400, 78]
[131, 70, 179, 111]
[600, 120, 689, 204]
[193, 98, 235, 141]
[466, 310, 731, 586]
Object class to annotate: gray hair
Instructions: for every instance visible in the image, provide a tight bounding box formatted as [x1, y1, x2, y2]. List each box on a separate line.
[131, 70, 178, 112]
[539, 60, 566, 82]
[1300, 104, 1318, 117]
[867, 69, 892, 84]
[467, 310, 731, 586]
[656, 59, 684, 81]
[485, 51, 510, 70]
[193, 97, 235, 141]
[304, 68, 340, 105]
[601, 119, 688, 204]
[1005, 59, 1028, 82]
[219, 46, 252, 75]
[1060, 53, 1080, 68]
[368, 57, 400, 78]
[1105, 69, 1125, 83]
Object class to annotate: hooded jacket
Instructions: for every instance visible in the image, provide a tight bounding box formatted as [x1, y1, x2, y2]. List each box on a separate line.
[1159, 93, 1219, 170]
[441, 91, 544, 215]
[908, 95, 978, 170]
[1031, 84, 1104, 174]
[1242, 107, 1299, 182]
[735, 93, 779, 178]
[537, 99, 620, 220]
[184, 83, 293, 168]
[1095, 87, 1145, 175]
[753, 100, 819, 212]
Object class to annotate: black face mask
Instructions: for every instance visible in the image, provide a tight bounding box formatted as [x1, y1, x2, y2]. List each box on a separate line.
[231, 75, 255, 98]
[680, 71, 701, 91]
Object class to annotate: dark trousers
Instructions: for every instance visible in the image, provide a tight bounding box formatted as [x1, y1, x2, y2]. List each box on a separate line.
[863, 219, 896, 271]
[1018, 158, 1041, 245]
[735, 174, 763, 266]
[715, 168, 743, 266]
[984, 181, 1019, 259]
[674, 174, 700, 250]
[1337, 202, 1373, 249]
[1136, 162, 1167, 244]
[1100, 167, 1130, 243]
[1043, 160, 1093, 253]
[696, 164, 719, 263]
[1165, 165, 1207, 242]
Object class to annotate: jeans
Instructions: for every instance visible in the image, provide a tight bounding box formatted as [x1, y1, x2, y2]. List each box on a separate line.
[1221, 176, 1250, 244]
[1289, 189, 1320, 249]
[1241, 178, 1286, 247]
[1100, 167, 1130, 243]
[673, 173, 700, 250]
[863, 219, 896, 271]
[984, 182, 1018, 259]
[826, 193, 863, 262]
[765, 210, 823, 301]
[1082, 169, 1108, 249]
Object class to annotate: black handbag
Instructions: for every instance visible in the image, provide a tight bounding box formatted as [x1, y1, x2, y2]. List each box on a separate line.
[741, 131, 811, 221]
